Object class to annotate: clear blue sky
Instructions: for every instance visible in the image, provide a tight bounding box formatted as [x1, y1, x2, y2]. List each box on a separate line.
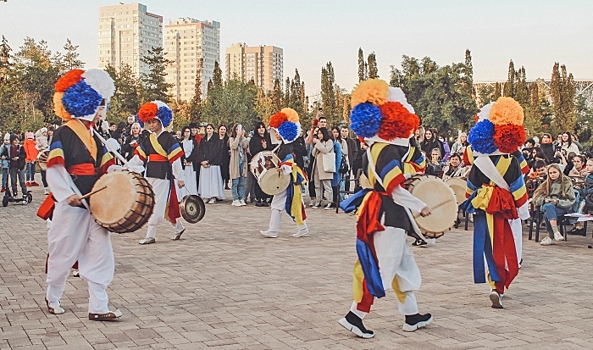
[1, 0, 592, 97]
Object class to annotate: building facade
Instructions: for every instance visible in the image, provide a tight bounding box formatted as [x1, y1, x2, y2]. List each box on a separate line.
[225, 43, 283, 91]
[98, 3, 163, 77]
[164, 18, 220, 101]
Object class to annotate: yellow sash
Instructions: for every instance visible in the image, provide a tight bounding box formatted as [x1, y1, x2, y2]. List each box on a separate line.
[149, 132, 168, 157]
[64, 120, 97, 161]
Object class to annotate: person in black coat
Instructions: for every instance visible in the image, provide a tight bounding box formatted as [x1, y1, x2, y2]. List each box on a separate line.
[198, 124, 225, 202]
[292, 133, 307, 170]
[248, 121, 273, 206]
[218, 125, 230, 190]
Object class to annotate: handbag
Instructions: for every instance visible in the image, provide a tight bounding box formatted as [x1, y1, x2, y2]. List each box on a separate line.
[322, 150, 336, 173]
[339, 154, 349, 174]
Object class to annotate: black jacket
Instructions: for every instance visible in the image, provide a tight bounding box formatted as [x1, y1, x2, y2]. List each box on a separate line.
[249, 132, 272, 161]
[201, 135, 223, 166]
[180, 138, 199, 169]
[292, 136, 307, 169]
[2, 144, 26, 170]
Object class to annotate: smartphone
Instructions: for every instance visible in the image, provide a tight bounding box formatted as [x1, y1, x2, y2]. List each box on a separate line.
[237, 124, 243, 132]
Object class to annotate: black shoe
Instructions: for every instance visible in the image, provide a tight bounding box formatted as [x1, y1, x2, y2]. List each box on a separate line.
[255, 201, 263, 207]
[338, 311, 374, 339]
[568, 227, 586, 235]
[403, 313, 433, 332]
[412, 239, 427, 247]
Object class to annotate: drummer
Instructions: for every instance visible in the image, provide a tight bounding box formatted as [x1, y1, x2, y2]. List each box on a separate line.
[45, 69, 122, 320]
[339, 80, 433, 338]
[128, 101, 186, 244]
[259, 108, 309, 238]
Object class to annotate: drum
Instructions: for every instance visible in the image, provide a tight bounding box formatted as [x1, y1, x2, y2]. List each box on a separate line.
[445, 178, 467, 205]
[249, 150, 290, 195]
[405, 175, 457, 239]
[180, 195, 206, 223]
[89, 170, 155, 233]
[37, 150, 49, 171]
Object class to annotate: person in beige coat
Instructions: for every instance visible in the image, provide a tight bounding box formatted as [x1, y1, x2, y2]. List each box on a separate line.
[311, 127, 334, 209]
[229, 124, 250, 206]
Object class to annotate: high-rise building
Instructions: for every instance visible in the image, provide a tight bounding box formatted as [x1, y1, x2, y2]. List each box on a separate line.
[225, 43, 283, 91]
[98, 3, 163, 77]
[164, 18, 220, 101]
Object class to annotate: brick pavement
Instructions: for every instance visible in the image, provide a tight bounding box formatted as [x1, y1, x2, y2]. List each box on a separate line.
[2, 183, 593, 349]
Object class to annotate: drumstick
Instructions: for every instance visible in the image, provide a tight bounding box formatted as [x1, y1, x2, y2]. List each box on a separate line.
[79, 186, 107, 200]
[412, 201, 452, 219]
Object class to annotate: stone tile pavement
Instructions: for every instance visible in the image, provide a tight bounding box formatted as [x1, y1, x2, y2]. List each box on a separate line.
[2, 184, 593, 349]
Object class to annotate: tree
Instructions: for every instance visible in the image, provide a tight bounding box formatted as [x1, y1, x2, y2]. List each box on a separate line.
[202, 77, 259, 129]
[255, 87, 274, 125]
[367, 52, 378, 79]
[478, 85, 494, 106]
[284, 77, 291, 108]
[140, 46, 172, 103]
[61, 38, 84, 72]
[493, 82, 502, 100]
[320, 61, 337, 124]
[503, 60, 515, 98]
[104, 63, 141, 123]
[515, 66, 529, 109]
[188, 58, 203, 123]
[0, 35, 12, 84]
[524, 82, 543, 135]
[213, 61, 223, 87]
[357, 48, 366, 82]
[550, 62, 577, 134]
[271, 78, 282, 111]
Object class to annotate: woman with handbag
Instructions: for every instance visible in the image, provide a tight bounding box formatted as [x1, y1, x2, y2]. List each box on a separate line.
[311, 127, 334, 209]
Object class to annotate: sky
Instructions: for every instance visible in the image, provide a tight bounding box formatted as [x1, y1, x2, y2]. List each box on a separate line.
[1, 0, 592, 98]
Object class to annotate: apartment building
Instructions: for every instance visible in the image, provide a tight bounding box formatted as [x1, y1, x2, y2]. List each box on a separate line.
[225, 43, 283, 91]
[98, 3, 163, 77]
[164, 18, 220, 101]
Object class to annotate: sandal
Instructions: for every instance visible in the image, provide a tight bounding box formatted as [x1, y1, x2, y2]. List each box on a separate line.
[88, 309, 123, 321]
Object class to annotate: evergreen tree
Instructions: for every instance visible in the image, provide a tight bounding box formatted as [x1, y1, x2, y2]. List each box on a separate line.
[140, 47, 172, 103]
[503, 60, 515, 97]
[357, 48, 366, 82]
[524, 82, 543, 135]
[320, 61, 337, 124]
[550, 63, 577, 133]
[478, 85, 494, 105]
[0, 35, 12, 84]
[284, 77, 291, 108]
[367, 52, 378, 79]
[515, 66, 529, 108]
[62, 38, 84, 72]
[207, 79, 213, 94]
[213, 61, 223, 87]
[300, 81, 307, 113]
[271, 78, 282, 111]
[188, 58, 203, 123]
[493, 82, 502, 100]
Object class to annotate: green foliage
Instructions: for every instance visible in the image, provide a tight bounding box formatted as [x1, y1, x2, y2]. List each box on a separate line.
[212, 61, 223, 87]
[503, 60, 515, 98]
[550, 62, 576, 134]
[105, 63, 141, 124]
[202, 78, 260, 130]
[357, 48, 366, 82]
[321, 61, 338, 125]
[367, 52, 378, 79]
[188, 58, 203, 123]
[140, 47, 172, 103]
[390, 53, 478, 137]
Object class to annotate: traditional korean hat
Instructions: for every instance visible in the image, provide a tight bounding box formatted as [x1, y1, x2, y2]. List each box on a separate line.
[268, 108, 301, 144]
[137, 100, 173, 128]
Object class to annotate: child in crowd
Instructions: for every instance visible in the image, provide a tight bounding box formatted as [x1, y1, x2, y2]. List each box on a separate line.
[568, 159, 593, 235]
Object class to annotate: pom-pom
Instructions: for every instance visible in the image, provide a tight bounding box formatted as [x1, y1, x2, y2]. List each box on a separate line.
[489, 97, 524, 126]
[378, 102, 420, 140]
[62, 81, 103, 117]
[351, 79, 389, 108]
[53, 93, 72, 121]
[350, 102, 382, 138]
[82, 69, 115, 100]
[157, 106, 173, 128]
[477, 102, 494, 121]
[493, 124, 526, 153]
[269, 112, 288, 129]
[138, 102, 158, 123]
[468, 120, 497, 154]
[387, 87, 415, 114]
[55, 69, 84, 93]
[278, 121, 299, 143]
[281, 108, 299, 123]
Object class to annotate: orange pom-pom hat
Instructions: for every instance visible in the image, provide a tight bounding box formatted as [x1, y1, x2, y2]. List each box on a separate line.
[268, 108, 301, 144]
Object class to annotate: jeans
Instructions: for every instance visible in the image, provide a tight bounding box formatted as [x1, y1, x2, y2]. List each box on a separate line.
[26, 162, 36, 182]
[40, 170, 48, 187]
[9, 168, 27, 196]
[1, 168, 7, 189]
[541, 203, 567, 236]
[232, 158, 246, 200]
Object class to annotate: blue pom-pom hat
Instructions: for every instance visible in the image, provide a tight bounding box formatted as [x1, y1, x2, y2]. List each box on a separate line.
[137, 100, 174, 128]
[269, 108, 301, 144]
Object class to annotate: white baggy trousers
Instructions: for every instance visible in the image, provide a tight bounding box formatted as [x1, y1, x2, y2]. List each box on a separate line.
[46, 202, 115, 313]
[266, 189, 308, 233]
[145, 178, 184, 239]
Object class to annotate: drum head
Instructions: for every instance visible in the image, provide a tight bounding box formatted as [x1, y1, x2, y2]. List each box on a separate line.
[407, 175, 457, 238]
[445, 178, 467, 205]
[259, 171, 291, 195]
[180, 195, 206, 223]
[90, 172, 137, 225]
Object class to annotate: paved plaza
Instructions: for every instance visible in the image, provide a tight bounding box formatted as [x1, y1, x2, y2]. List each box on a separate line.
[2, 184, 593, 349]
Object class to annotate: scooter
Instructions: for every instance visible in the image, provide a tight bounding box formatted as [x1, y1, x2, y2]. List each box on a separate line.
[2, 188, 32, 207]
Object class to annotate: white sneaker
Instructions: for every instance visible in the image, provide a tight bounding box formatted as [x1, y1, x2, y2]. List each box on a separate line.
[540, 236, 555, 245]
[139, 237, 156, 245]
[44, 188, 50, 195]
[309, 201, 316, 207]
[312, 202, 320, 209]
[293, 228, 310, 237]
[489, 290, 503, 309]
[554, 231, 564, 241]
[239, 199, 246, 206]
[208, 198, 216, 204]
[231, 200, 240, 206]
[324, 203, 332, 210]
[260, 230, 278, 238]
